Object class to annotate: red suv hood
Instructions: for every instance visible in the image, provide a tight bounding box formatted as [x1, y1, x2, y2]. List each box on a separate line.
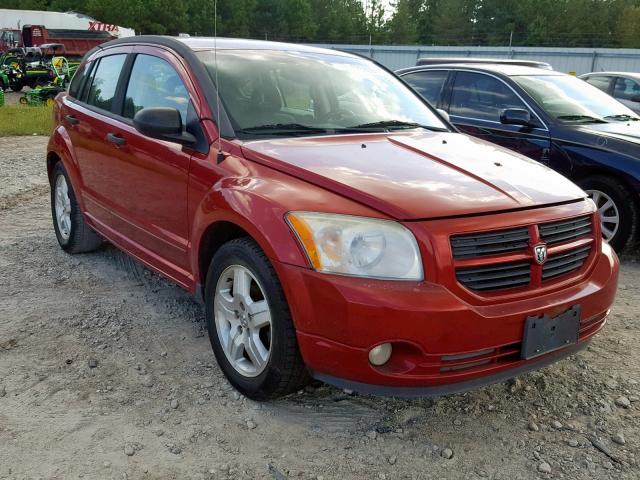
[241, 131, 585, 220]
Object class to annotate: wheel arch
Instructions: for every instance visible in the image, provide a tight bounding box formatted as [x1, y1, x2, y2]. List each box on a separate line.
[197, 220, 252, 289]
[46, 150, 61, 181]
[47, 127, 86, 210]
[191, 198, 310, 299]
[571, 165, 640, 208]
[572, 166, 640, 249]
[572, 164, 636, 185]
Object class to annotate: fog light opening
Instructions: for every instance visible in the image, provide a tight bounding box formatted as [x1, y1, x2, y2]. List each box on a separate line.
[368, 343, 392, 366]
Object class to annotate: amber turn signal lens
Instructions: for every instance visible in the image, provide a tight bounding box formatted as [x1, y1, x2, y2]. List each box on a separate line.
[286, 213, 322, 269]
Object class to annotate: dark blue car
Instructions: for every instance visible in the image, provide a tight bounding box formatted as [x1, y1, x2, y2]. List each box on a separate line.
[397, 63, 640, 251]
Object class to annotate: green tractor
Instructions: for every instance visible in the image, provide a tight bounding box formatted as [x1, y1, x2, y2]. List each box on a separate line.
[0, 49, 30, 92]
[17, 45, 78, 107]
[0, 47, 48, 92]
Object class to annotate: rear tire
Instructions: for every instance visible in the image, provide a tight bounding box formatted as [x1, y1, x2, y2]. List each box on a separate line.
[205, 237, 310, 400]
[577, 175, 638, 252]
[50, 162, 102, 253]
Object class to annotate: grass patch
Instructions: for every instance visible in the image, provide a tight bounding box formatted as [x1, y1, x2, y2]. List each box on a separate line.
[0, 104, 54, 136]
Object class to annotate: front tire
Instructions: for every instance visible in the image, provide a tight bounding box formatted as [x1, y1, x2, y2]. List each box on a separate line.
[205, 237, 310, 400]
[577, 175, 638, 252]
[50, 162, 102, 253]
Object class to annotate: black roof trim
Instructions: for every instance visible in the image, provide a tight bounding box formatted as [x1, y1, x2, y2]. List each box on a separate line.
[416, 57, 553, 70]
[396, 63, 563, 77]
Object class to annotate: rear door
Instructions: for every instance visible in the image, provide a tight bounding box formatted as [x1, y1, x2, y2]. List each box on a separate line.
[446, 70, 552, 164]
[61, 48, 130, 226]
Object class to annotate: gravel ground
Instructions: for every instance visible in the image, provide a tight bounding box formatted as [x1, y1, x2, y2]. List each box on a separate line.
[0, 136, 639, 480]
[2, 90, 26, 106]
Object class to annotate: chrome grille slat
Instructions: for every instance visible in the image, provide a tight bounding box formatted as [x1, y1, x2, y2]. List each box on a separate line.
[542, 246, 591, 280]
[456, 261, 530, 291]
[451, 227, 529, 259]
[540, 216, 592, 245]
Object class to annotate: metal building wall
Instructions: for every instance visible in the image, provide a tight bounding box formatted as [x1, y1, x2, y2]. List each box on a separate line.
[310, 44, 640, 74]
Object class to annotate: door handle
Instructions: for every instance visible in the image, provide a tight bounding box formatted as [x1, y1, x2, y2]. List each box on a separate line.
[64, 114, 79, 125]
[106, 133, 126, 146]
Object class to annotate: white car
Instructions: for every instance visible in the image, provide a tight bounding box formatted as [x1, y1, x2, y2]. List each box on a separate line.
[580, 72, 640, 114]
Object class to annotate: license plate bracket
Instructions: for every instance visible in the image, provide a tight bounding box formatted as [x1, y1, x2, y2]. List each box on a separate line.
[521, 305, 581, 360]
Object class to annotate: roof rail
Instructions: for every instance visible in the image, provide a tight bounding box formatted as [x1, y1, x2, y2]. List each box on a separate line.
[416, 57, 553, 70]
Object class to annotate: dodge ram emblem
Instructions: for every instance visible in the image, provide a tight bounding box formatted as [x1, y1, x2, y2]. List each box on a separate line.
[533, 244, 547, 265]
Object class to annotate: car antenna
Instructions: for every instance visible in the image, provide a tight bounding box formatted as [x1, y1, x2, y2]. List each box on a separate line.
[214, 0, 225, 164]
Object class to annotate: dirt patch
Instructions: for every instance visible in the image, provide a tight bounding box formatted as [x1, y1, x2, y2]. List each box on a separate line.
[0, 136, 638, 480]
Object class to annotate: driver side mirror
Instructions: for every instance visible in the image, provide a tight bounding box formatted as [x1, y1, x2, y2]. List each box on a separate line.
[133, 107, 195, 145]
[630, 94, 640, 103]
[500, 108, 531, 126]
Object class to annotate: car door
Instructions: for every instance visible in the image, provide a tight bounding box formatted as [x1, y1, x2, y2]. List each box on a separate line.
[445, 70, 551, 164]
[94, 47, 201, 281]
[400, 69, 450, 108]
[62, 48, 130, 227]
[612, 76, 640, 114]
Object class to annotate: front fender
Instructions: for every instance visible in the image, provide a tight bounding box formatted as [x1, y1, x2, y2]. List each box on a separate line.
[188, 152, 386, 286]
[190, 183, 309, 271]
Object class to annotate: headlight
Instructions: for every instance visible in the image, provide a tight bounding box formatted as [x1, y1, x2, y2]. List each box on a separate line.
[286, 212, 423, 280]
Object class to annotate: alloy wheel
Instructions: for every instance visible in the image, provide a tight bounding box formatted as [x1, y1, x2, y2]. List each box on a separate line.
[585, 189, 620, 242]
[54, 174, 71, 241]
[214, 265, 272, 377]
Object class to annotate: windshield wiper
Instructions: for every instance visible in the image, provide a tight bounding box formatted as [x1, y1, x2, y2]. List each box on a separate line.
[346, 120, 447, 132]
[604, 114, 640, 121]
[556, 114, 607, 124]
[237, 123, 330, 135]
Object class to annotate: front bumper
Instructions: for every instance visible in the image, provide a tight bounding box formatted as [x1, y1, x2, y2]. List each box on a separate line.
[276, 241, 618, 396]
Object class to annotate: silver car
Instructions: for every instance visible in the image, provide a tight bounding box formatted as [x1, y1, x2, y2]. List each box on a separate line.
[580, 72, 640, 114]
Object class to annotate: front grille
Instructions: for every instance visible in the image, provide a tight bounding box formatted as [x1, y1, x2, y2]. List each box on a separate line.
[542, 246, 591, 280]
[539, 216, 592, 245]
[456, 261, 530, 291]
[451, 227, 530, 259]
[451, 214, 595, 293]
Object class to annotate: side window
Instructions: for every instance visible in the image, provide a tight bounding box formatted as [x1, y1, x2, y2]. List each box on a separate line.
[613, 77, 640, 101]
[584, 75, 612, 92]
[85, 54, 126, 111]
[450, 71, 527, 122]
[123, 54, 190, 126]
[402, 70, 448, 106]
[68, 60, 91, 98]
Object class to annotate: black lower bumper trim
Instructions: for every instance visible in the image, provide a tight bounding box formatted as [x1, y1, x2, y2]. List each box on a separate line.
[311, 340, 589, 398]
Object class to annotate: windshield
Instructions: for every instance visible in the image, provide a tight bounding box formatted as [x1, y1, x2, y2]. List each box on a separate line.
[512, 74, 639, 123]
[196, 50, 447, 138]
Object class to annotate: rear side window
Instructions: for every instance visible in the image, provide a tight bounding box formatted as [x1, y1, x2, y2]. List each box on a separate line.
[123, 54, 190, 125]
[402, 70, 448, 106]
[68, 60, 91, 98]
[85, 54, 126, 111]
[584, 75, 612, 92]
[450, 71, 527, 122]
[613, 77, 640, 101]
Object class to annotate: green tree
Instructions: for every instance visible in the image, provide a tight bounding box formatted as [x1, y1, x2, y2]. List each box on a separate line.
[387, 0, 419, 44]
[310, 0, 367, 43]
[431, 0, 476, 45]
[617, 5, 640, 47]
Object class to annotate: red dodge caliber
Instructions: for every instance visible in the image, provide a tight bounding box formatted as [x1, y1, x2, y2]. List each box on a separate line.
[47, 36, 619, 399]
